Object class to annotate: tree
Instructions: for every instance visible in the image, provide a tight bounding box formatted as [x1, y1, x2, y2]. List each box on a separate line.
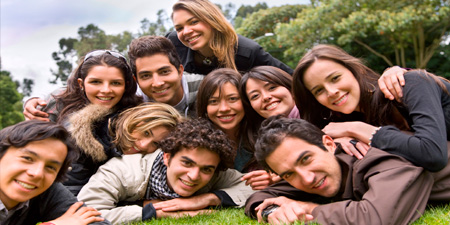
[20, 78, 34, 97]
[234, 3, 269, 28]
[276, 0, 450, 69]
[50, 37, 78, 84]
[237, 4, 306, 68]
[0, 70, 24, 129]
[139, 9, 171, 36]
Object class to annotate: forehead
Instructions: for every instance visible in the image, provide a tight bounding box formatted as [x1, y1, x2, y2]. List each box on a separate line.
[212, 82, 239, 97]
[85, 65, 125, 80]
[7, 139, 67, 163]
[173, 147, 220, 166]
[172, 9, 196, 25]
[135, 54, 176, 72]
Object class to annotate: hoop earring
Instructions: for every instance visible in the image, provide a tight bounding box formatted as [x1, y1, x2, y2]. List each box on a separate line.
[322, 110, 333, 120]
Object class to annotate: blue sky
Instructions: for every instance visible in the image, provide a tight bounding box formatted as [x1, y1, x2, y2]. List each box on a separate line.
[1, 0, 308, 97]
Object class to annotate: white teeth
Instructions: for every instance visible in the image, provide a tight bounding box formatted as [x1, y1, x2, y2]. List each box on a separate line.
[334, 95, 346, 105]
[154, 88, 168, 94]
[98, 97, 112, 101]
[314, 178, 324, 188]
[181, 180, 194, 187]
[266, 102, 279, 110]
[188, 36, 200, 42]
[219, 116, 233, 120]
[17, 181, 36, 189]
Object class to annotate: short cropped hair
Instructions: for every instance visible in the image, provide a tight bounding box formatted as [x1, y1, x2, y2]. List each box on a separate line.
[110, 102, 184, 153]
[159, 118, 234, 171]
[0, 120, 78, 182]
[128, 36, 182, 76]
[255, 116, 327, 172]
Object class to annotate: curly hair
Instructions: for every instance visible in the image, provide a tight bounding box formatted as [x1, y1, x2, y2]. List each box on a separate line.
[159, 118, 234, 171]
[0, 120, 78, 182]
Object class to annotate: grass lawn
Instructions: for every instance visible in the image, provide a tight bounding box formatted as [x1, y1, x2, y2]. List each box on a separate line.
[126, 203, 450, 225]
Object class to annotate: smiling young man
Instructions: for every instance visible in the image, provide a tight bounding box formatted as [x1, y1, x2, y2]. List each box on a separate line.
[0, 120, 110, 225]
[128, 35, 204, 117]
[245, 116, 450, 225]
[78, 118, 254, 224]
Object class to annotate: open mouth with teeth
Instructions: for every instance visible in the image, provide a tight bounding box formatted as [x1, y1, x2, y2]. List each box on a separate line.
[153, 88, 169, 95]
[333, 93, 348, 106]
[313, 177, 325, 189]
[180, 178, 196, 187]
[217, 115, 235, 122]
[187, 35, 200, 44]
[265, 102, 279, 110]
[97, 97, 113, 101]
[16, 180, 37, 190]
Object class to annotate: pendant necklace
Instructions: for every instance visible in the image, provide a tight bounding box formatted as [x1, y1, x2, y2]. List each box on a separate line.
[196, 51, 214, 66]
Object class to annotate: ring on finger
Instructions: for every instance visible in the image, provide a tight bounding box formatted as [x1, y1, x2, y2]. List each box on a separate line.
[349, 139, 359, 148]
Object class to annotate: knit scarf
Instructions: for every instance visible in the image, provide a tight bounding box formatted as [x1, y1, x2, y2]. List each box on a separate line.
[145, 152, 180, 200]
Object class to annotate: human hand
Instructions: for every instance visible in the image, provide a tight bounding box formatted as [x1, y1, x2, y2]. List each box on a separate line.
[255, 197, 316, 224]
[378, 66, 407, 102]
[47, 202, 104, 225]
[322, 122, 349, 138]
[23, 98, 49, 121]
[152, 193, 220, 212]
[334, 137, 369, 159]
[241, 170, 281, 190]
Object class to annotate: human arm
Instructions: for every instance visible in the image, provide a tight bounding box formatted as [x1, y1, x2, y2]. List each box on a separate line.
[311, 149, 434, 225]
[378, 66, 407, 101]
[78, 154, 154, 224]
[241, 170, 282, 190]
[151, 193, 220, 213]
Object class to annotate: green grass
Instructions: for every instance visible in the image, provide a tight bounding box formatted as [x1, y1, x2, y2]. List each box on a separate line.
[125, 204, 450, 225]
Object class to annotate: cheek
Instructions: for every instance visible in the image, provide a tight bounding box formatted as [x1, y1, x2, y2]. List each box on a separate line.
[206, 105, 215, 117]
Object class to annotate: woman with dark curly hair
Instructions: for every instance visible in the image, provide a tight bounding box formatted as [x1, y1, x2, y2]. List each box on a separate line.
[78, 118, 254, 224]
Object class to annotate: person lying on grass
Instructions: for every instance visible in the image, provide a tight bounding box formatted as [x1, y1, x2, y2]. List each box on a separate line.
[78, 118, 255, 224]
[0, 120, 110, 225]
[245, 116, 450, 225]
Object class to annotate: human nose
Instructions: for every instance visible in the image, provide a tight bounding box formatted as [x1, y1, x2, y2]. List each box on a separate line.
[100, 83, 112, 93]
[187, 167, 200, 181]
[218, 100, 230, 112]
[325, 85, 339, 98]
[27, 163, 44, 179]
[262, 91, 272, 102]
[296, 168, 315, 185]
[136, 138, 152, 153]
[182, 25, 193, 36]
[152, 74, 164, 87]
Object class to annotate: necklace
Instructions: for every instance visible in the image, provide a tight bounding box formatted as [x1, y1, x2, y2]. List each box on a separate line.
[196, 51, 214, 66]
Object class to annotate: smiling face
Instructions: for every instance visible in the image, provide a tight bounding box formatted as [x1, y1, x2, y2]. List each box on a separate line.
[172, 9, 213, 56]
[135, 54, 184, 106]
[77, 65, 125, 109]
[266, 136, 341, 197]
[163, 147, 220, 197]
[246, 78, 295, 118]
[206, 82, 245, 135]
[302, 59, 360, 114]
[0, 138, 67, 209]
[126, 125, 170, 155]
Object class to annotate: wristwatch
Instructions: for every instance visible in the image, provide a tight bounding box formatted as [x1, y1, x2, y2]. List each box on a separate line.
[261, 204, 280, 222]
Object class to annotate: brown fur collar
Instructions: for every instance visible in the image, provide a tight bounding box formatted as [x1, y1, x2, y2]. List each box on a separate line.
[68, 104, 112, 162]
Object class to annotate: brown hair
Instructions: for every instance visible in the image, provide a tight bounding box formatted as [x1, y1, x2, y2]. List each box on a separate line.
[172, 0, 238, 70]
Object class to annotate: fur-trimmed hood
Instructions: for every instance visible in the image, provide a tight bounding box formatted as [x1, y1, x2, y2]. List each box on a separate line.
[68, 104, 116, 162]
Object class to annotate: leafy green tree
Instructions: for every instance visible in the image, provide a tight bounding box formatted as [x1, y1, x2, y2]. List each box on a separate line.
[276, 0, 450, 69]
[139, 9, 171, 36]
[234, 3, 269, 28]
[237, 4, 306, 68]
[50, 37, 78, 84]
[20, 78, 34, 97]
[0, 70, 24, 129]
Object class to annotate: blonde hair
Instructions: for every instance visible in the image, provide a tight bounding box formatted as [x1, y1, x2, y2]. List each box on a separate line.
[173, 0, 238, 71]
[111, 102, 183, 153]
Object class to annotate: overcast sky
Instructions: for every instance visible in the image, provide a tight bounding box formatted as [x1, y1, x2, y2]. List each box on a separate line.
[1, 0, 308, 97]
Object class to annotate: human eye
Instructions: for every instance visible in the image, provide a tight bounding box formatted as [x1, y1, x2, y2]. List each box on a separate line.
[229, 96, 240, 102]
[268, 85, 277, 91]
[181, 160, 193, 167]
[300, 155, 311, 164]
[89, 80, 101, 84]
[202, 167, 214, 174]
[283, 172, 293, 180]
[331, 75, 341, 82]
[313, 88, 324, 96]
[140, 74, 152, 80]
[160, 69, 171, 75]
[46, 165, 58, 172]
[20, 156, 33, 162]
[143, 131, 150, 137]
[191, 19, 199, 25]
[249, 93, 259, 101]
[112, 81, 123, 86]
[208, 99, 218, 105]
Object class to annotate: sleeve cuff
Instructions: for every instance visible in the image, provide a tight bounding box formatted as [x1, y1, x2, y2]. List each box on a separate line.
[142, 203, 157, 221]
[212, 190, 237, 207]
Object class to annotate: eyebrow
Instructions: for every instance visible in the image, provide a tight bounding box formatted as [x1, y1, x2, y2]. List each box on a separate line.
[278, 151, 309, 178]
[20, 148, 63, 166]
[181, 156, 217, 170]
[174, 16, 196, 28]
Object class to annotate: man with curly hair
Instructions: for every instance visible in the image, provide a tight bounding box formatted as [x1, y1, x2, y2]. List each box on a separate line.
[78, 118, 254, 224]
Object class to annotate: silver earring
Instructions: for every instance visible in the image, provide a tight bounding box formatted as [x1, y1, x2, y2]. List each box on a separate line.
[81, 87, 84, 91]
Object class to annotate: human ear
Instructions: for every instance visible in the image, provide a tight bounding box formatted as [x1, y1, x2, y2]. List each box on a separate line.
[322, 135, 337, 154]
[163, 153, 171, 166]
[77, 78, 84, 90]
